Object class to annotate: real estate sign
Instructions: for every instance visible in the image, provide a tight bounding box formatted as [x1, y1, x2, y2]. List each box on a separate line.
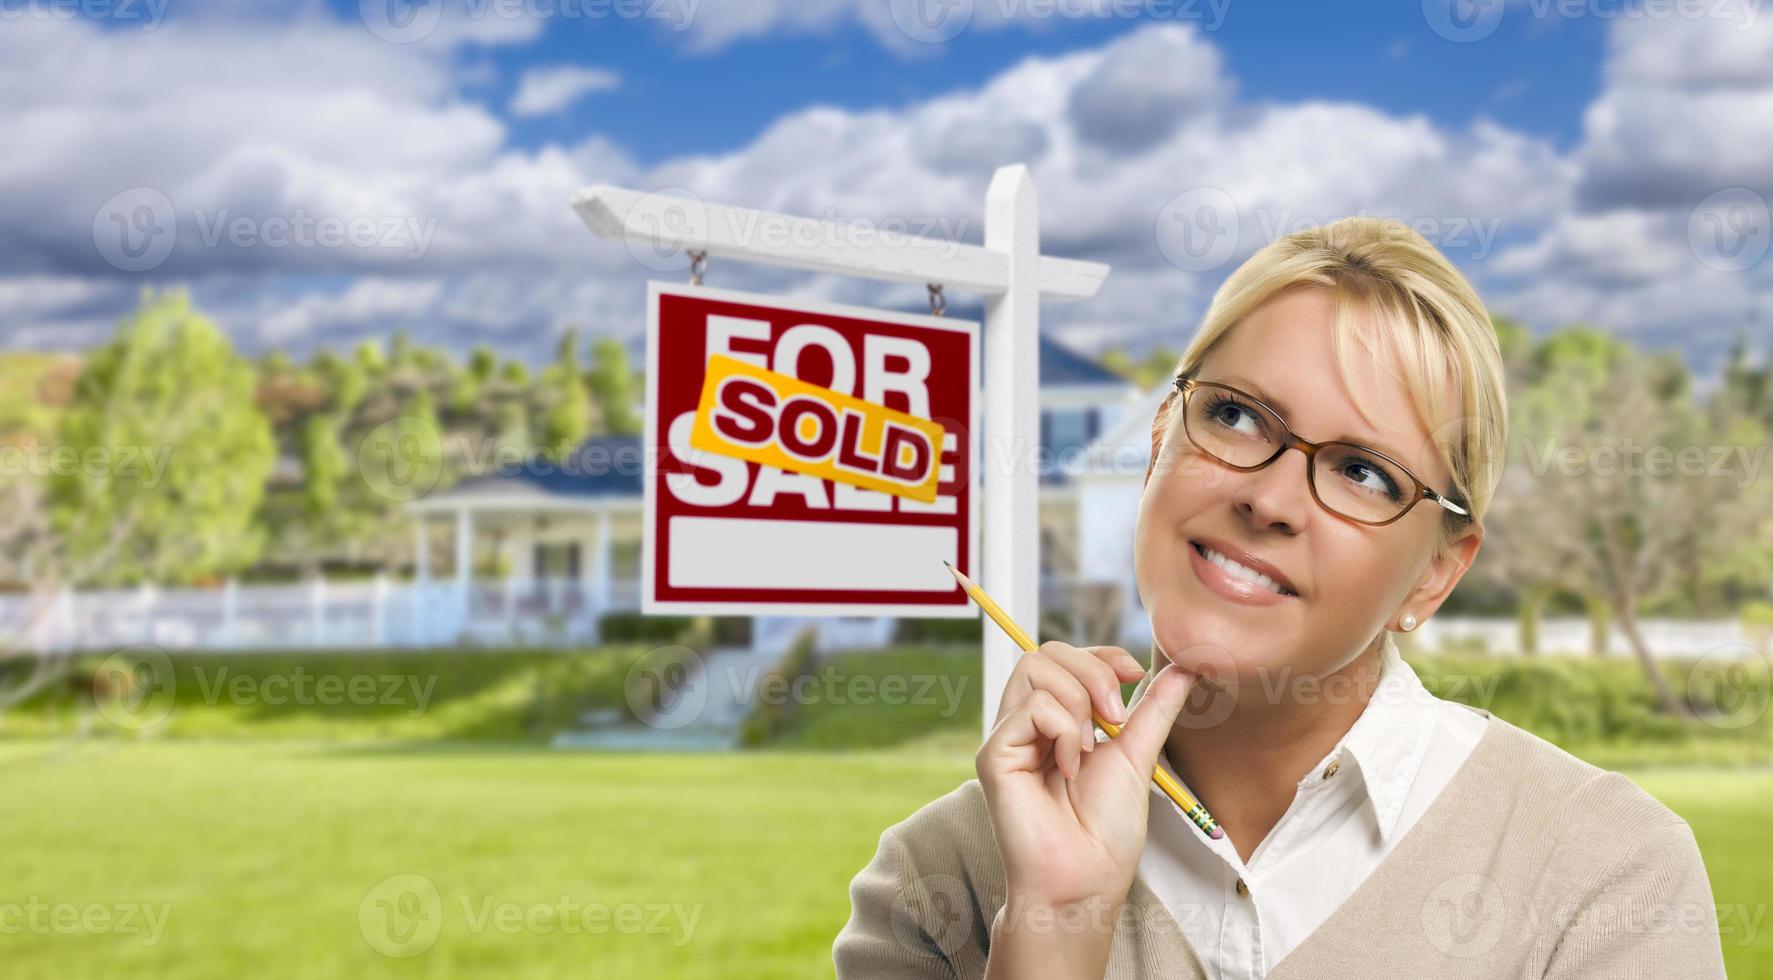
[643, 281, 979, 615]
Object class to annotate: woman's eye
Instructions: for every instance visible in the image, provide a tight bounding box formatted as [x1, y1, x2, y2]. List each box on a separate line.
[1210, 399, 1261, 434]
[1340, 459, 1402, 500]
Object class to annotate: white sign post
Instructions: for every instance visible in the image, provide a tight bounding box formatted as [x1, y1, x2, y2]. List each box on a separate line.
[571, 165, 1110, 738]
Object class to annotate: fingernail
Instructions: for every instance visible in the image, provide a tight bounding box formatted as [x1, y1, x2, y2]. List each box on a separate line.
[1109, 699, 1127, 724]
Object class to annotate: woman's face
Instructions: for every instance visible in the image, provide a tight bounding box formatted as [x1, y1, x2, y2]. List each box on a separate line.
[1134, 284, 1482, 690]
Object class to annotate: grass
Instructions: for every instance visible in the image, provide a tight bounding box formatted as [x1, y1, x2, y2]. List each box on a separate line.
[0, 740, 1767, 979]
[0, 647, 667, 742]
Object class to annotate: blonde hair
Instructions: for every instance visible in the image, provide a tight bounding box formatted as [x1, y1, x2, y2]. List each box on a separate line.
[1165, 217, 1507, 558]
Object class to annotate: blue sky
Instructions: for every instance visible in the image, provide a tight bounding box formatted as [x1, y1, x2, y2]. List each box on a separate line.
[1, 0, 1768, 378]
[327, 0, 1612, 161]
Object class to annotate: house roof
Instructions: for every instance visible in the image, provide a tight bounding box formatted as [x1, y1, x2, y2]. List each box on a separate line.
[410, 435, 643, 509]
[1037, 335, 1129, 387]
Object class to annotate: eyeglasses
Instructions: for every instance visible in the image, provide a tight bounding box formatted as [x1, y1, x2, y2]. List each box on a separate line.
[1172, 375, 1470, 527]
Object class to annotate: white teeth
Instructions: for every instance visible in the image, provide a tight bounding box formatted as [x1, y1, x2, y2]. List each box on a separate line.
[1199, 544, 1291, 596]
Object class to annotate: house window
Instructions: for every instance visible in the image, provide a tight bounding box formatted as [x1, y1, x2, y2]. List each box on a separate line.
[1044, 408, 1094, 456]
[533, 542, 581, 579]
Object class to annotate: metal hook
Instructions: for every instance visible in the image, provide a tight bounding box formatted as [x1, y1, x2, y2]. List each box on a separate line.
[688, 249, 708, 286]
[927, 283, 946, 317]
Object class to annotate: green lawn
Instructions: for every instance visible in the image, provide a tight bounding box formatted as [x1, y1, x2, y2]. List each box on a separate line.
[0, 740, 1767, 978]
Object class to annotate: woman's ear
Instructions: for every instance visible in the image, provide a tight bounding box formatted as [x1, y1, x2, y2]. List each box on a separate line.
[1144, 388, 1178, 490]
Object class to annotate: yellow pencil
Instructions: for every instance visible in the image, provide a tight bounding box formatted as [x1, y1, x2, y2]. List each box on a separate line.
[944, 560, 1225, 841]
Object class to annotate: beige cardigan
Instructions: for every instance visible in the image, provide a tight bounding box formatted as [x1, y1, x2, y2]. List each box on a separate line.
[833, 707, 1726, 978]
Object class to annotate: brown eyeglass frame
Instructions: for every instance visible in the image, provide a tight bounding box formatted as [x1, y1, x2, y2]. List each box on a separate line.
[1172, 375, 1470, 527]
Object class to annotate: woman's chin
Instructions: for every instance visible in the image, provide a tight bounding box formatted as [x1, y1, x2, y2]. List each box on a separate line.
[1149, 605, 1291, 680]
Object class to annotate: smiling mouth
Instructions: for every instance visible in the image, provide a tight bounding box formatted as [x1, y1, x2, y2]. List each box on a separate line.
[1191, 541, 1299, 598]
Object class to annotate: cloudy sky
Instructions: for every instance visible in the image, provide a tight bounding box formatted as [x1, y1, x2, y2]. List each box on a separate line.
[3, 0, 1770, 377]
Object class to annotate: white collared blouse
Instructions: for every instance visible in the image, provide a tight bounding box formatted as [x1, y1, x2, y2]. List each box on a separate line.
[1128, 639, 1489, 980]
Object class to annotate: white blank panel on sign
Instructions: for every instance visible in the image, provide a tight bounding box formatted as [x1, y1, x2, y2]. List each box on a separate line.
[667, 517, 958, 591]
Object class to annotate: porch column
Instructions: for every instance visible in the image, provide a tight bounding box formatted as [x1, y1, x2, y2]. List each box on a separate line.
[455, 507, 473, 595]
[412, 516, 430, 644]
[594, 505, 612, 612]
[414, 517, 431, 586]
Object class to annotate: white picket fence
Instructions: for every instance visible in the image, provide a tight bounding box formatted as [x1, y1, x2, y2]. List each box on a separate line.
[0, 576, 1761, 660]
[0, 577, 641, 653]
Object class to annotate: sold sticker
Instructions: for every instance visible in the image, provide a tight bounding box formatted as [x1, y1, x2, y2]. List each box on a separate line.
[689, 354, 946, 503]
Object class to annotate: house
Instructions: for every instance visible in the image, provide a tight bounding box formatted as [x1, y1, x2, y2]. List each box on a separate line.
[402, 335, 1150, 649]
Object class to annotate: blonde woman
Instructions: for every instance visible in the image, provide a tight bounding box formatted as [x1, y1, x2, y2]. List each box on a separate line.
[834, 218, 1725, 979]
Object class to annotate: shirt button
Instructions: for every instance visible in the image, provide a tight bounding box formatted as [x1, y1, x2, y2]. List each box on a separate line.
[1322, 760, 1340, 780]
[1235, 877, 1249, 897]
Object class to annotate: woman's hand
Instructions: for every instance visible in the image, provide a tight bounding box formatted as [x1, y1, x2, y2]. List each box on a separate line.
[976, 642, 1196, 911]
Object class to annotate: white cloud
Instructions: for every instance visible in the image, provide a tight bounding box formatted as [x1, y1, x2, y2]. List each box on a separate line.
[1483, 5, 1773, 375]
[2, 8, 1768, 382]
[509, 65, 622, 117]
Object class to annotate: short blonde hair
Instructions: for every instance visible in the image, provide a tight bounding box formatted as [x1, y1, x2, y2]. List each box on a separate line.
[1163, 217, 1507, 556]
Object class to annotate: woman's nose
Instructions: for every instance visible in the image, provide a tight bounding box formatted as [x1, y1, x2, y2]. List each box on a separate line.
[1234, 446, 1312, 532]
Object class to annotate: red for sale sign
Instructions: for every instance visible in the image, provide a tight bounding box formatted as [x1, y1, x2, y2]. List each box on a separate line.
[643, 282, 979, 615]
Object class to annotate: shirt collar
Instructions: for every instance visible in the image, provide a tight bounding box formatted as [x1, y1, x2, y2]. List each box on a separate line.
[1126, 636, 1439, 843]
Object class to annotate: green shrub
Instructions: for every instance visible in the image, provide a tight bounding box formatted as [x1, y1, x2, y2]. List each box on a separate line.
[597, 612, 694, 643]
[893, 618, 983, 645]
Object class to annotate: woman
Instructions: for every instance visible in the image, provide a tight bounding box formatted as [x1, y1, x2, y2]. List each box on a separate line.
[833, 218, 1725, 979]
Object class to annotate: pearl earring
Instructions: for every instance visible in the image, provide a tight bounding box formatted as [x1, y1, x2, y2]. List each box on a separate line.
[1400, 614, 1417, 632]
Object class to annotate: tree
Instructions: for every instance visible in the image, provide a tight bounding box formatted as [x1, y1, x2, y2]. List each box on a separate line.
[1486, 325, 1765, 715]
[536, 327, 592, 456]
[586, 336, 639, 436]
[51, 289, 275, 585]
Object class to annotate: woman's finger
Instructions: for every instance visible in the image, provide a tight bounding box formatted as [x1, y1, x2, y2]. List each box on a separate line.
[1041, 641, 1135, 726]
[1010, 653, 1096, 740]
[983, 688, 1082, 780]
